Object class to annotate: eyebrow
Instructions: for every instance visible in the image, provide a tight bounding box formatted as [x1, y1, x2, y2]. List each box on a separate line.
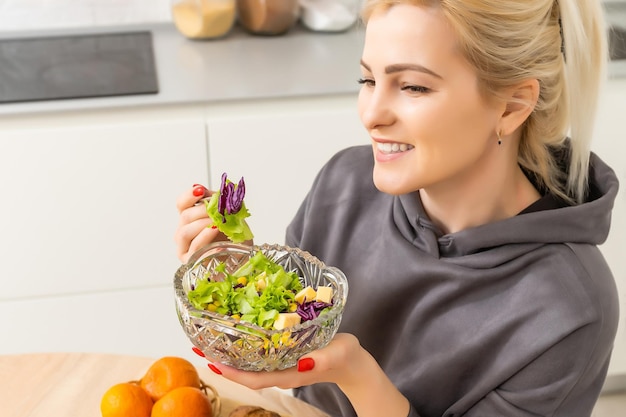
[360, 60, 443, 79]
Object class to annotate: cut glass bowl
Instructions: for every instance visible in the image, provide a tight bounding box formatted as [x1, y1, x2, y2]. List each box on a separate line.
[174, 242, 348, 371]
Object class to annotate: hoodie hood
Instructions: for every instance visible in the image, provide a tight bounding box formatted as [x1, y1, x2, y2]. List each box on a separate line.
[395, 152, 619, 259]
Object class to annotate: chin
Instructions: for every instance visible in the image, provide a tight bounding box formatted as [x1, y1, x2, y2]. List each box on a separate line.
[372, 167, 413, 196]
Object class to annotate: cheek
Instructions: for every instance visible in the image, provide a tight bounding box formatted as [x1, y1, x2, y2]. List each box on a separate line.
[403, 97, 497, 182]
[413, 92, 496, 151]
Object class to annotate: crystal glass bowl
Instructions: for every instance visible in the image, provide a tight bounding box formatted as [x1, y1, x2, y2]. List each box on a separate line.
[174, 242, 348, 371]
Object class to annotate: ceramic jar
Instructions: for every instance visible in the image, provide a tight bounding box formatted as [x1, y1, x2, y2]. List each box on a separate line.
[299, 0, 360, 33]
[236, 0, 300, 36]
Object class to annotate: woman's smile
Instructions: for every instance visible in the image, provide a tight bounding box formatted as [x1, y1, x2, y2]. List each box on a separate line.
[375, 141, 415, 155]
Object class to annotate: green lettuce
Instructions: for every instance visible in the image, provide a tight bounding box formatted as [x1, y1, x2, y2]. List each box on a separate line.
[188, 251, 303, 329]
[205, 194, 253, 243]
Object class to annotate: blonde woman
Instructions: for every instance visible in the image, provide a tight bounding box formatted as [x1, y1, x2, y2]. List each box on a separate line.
[175, 1, 619, 416]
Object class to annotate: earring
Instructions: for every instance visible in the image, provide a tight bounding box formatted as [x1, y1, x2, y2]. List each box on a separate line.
[496, 130, 502, 145]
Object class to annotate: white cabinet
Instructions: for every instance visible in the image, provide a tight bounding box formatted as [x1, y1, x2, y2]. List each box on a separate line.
[592, 78, 626, 379]
[0, 95, 366, 360]
[0, 105, 208, 358]
[205, 94, 368, 245]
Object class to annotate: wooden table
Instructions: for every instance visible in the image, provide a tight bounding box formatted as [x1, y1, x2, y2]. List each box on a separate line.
[0, 352, 330, 417]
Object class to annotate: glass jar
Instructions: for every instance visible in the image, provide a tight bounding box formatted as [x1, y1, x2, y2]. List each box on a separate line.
[300, 0, 360, 33]
[236, 0, 300, 36]
[171, 0, 237, 40]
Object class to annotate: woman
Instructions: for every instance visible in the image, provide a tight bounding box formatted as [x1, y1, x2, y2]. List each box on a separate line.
[175, 1, 619, 416]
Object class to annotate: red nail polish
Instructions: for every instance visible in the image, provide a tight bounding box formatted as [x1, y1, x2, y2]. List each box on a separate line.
[208, 363, 222, 375]
[192, 346, 205, 357]
[297, 357, 315, 372]
[193, 186, 205, 197]
[211, 225, 218, 229]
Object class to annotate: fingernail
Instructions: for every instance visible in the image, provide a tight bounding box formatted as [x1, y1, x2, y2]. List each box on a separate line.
[192, 346, 205, 357]
[208, 363, 222, 375]
[297, 357, 315, 372]
[193, 186, 206, 197]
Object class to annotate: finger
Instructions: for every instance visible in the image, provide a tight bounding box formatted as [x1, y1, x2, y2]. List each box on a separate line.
[175, 219, 216, 263]
[209, 362, 304, 391]
[176, 184, 212, 213]
[184, 226, 223, 261]
[296, 333, 358, 374]
[178, 203, 212, 227]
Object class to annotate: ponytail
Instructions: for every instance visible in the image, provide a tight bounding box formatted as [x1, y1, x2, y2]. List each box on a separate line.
[559, 0, 608, 202]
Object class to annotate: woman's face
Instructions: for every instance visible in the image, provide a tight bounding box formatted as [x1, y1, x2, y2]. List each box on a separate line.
[358, 4, 504, 196]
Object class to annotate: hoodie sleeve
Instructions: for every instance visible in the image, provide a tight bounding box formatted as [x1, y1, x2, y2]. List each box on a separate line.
[460, 325, 614, 416]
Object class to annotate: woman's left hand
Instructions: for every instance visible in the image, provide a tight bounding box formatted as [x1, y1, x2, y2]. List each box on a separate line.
[196, 333, 411, 417]
[202, 333, 364, 390]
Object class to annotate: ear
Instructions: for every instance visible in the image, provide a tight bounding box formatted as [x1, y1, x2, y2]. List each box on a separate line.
[499, 79, 540, 135]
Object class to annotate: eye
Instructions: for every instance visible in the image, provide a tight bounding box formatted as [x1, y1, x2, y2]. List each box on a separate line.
[357, 77, 375, 87]
[401, 84, 430, 94]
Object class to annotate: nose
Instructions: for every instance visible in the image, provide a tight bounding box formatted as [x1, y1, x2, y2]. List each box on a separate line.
[358, 85, 395, 131]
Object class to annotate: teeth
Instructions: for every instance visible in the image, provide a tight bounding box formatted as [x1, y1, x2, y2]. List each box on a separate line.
[377, 142, 414, 154]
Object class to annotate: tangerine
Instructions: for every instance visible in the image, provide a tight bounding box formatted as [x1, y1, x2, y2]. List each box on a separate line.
[140, 356, 202, 402]
[151, 386, 213, 417]
[100, 382, 153, 417]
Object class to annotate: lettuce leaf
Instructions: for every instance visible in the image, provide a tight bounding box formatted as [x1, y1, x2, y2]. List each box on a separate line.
[205, 194, 253, 243]
[188, 251, 304, 329]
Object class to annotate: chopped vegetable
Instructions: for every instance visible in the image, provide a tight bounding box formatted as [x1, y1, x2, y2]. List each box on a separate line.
[188, 251, 334, 330]
[205, 172, 254, 243]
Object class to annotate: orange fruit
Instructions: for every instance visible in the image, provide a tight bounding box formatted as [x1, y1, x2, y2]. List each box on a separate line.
[140, 356, 201, 402]
[151, 386, 213, 417]
[100, 382, 153, 417]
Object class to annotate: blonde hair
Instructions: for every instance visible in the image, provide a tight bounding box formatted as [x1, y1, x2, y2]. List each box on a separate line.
[361, 0, 608, 204]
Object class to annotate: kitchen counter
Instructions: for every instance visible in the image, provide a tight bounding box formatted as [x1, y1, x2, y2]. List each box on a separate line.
[0, 23, 364, 116]
[1, 16, 625, 117]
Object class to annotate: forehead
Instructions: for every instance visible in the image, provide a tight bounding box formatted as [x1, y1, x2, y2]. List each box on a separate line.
[362, 4, 459, 67]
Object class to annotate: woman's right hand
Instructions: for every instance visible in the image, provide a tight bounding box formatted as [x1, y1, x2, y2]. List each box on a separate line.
[174, 184, 228, 263]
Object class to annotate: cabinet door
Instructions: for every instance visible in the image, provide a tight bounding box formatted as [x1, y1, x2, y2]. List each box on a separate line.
[206, 95, 369, 245]
[0, 286, 200, 360]
[0, 117, 208, 300]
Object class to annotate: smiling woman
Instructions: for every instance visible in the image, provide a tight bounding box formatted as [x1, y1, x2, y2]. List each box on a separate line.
[174, 1, 620, 417]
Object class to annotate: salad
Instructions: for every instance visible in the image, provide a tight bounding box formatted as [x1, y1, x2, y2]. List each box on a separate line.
[187, 250, 334, 331]
[205, 172, 254, 243]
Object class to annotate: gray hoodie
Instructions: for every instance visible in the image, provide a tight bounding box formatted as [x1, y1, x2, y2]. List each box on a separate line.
[287, 145, 620, 417]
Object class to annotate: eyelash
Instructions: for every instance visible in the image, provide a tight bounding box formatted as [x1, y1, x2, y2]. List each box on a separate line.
[357, 78, 430, 94]
[401, 85, 429, 93]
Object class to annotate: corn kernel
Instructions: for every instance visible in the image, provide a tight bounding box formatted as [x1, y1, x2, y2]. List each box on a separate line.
[236, 276, 248, 286]
[280, 332, 292, 345]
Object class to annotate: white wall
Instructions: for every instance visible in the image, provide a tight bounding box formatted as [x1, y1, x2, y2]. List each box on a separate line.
[0, 0, 172, 32]
[0, 0, 622, 33]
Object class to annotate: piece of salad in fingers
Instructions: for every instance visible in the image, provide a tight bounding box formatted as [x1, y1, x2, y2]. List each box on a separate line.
[205, 172, 254, 243]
